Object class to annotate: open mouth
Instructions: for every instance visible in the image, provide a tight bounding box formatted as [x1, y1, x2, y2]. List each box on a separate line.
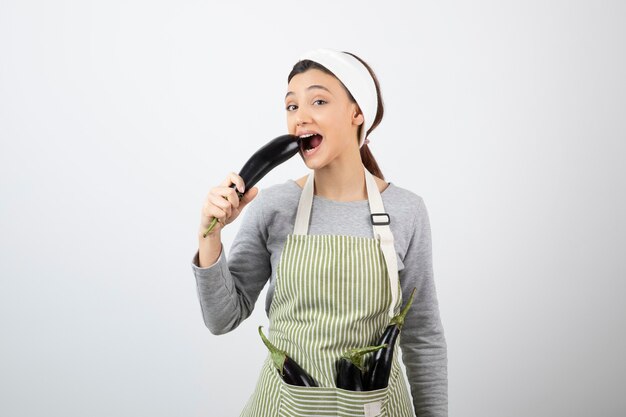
[300, 133, 323, 154]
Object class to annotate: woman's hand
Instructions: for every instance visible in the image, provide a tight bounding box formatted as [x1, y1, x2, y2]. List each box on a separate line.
[199, 172, 259, 236]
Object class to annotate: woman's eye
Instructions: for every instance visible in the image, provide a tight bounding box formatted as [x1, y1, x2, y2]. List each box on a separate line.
[285, 100, 325, 111]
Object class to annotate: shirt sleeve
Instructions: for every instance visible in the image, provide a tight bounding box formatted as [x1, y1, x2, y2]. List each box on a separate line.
[190, 192, 272, 335]
[398, 196, 449, 416]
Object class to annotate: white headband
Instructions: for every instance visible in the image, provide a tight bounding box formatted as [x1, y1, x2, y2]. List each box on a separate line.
[297, 48, 377, 148]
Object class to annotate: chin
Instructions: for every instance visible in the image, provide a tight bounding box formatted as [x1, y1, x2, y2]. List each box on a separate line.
[300, 157, 321, 171]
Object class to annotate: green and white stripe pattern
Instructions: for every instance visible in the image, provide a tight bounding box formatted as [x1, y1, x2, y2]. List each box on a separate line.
[240, 235, 414, 417]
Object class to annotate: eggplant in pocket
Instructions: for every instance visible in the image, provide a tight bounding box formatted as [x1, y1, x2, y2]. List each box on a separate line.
[336, 344, 387, 391]
[365, 287, 417, 390]
[258, 326, 318, 387]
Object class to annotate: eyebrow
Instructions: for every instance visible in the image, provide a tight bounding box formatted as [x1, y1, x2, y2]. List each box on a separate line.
[285, 85, 333, 100]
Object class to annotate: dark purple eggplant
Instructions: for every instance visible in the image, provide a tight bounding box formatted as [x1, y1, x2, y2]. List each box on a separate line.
[203, 134, 300, 237]
[336, 344, 387, 391]
[258, 326, 318, 387]
[365, 288, 417, 390]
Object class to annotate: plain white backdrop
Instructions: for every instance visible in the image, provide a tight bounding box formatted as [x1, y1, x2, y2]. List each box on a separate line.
[1, 1, 625, 416]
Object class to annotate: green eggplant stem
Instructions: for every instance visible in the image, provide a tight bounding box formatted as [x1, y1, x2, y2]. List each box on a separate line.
[390, 287, 417, 328]
[202, 190, 245, 238]
[341, 344, 388, 372]
[258, 326, 287, 376]
[203, 217, 219, 237]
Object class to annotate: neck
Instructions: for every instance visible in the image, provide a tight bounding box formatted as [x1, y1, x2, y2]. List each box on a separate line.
[313, 148, 367, 202]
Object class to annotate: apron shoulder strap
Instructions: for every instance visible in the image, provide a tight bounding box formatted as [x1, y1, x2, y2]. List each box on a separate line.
[293, 172, 314, 235]
[364, 167, 400, 318]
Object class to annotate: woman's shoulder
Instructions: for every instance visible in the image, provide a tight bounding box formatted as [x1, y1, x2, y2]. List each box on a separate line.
[383, 182, 431, 232]
[380, 183, 433, 263]
[383, 182, 426, 211]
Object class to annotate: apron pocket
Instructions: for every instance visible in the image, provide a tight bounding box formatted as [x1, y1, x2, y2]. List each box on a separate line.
[278, 379, 389, 417]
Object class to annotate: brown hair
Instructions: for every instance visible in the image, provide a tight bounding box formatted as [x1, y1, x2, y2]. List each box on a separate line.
[287, 51, 385, 179]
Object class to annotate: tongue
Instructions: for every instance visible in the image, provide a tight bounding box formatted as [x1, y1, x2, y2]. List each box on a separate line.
[309, 134, 323, 148]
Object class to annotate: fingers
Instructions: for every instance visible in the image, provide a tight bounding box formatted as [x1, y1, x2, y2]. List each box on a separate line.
[201, 173, 256, 232]
[201, 198, 227, 230]
[208, 191, 234, 219]
[212, 185, 240, 210]
[219, 172, 246, 194]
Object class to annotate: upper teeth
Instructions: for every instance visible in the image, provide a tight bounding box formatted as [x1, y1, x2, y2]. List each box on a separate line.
[299, 133, 316, 138]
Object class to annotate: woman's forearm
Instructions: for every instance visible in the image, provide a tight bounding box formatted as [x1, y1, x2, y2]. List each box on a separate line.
[197, 229, 222, 267]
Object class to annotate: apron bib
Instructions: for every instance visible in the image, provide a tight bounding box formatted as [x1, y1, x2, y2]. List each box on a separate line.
[240, 167, 415, 417]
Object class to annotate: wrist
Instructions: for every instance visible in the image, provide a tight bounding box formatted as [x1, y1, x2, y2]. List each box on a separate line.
[198, 226, 221, 240]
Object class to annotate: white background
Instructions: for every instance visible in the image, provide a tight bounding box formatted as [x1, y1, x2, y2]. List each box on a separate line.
[1, 1, 625, 416]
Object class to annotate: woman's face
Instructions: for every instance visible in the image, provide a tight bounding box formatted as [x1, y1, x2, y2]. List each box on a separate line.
[285, 69, 364, 169]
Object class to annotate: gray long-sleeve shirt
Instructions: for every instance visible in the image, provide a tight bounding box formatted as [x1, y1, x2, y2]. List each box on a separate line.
[191, 179, 448, 416]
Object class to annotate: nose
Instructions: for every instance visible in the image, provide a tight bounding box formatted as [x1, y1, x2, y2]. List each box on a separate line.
[294, 107, 311, 127]
[296, 115, 307, 127]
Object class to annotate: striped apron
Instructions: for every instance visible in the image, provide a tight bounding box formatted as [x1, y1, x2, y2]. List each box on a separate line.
[240, 166, 415, 417]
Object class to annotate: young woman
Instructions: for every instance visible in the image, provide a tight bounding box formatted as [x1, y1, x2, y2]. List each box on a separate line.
[192, 48, 448, 416]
